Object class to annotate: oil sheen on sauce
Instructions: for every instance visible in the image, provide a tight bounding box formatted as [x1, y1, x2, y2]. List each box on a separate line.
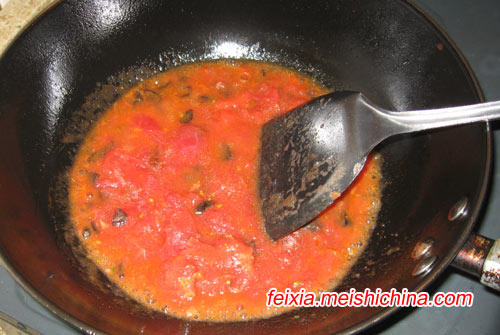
[69, 60, 382, 321]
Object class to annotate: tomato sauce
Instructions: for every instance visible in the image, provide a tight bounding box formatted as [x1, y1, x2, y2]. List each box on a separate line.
[69, 60, 382, 321]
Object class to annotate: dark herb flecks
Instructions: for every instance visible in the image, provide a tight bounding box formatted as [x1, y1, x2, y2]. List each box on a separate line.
[221, 143, 233, 161]
[112, 208, 127, 227]
[247, 239, 263, 256]
[134, 85, 162, 104]
[198, 95, 210, 103]
[91, 221, 100, 233]
[194, 200, 215, 215]
[88, 142, 114, 163]
[133, 90, 143, 104]
[87, 171, 100, 185]
[144, 88, 160, 97]
[180, 85, 192, 98]
[343, 212, 351, 226]
[149, 148, 161, 168]
[180, 109, 194, 124]
[157, 81, 171, 90]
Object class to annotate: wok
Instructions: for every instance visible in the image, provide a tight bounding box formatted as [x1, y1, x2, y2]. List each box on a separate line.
[0, 0, 494, 334]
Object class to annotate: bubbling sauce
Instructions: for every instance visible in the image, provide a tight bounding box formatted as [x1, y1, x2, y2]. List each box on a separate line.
[69, 60, 381, 321]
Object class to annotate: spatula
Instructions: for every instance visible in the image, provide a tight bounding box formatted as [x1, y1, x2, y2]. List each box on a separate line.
[259, 91, 500, 240]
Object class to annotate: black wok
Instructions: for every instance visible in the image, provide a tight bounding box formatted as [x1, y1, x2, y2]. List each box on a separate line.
[0, 0, 491, 334]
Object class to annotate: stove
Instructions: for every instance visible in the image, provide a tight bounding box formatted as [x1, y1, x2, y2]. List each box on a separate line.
[0, 0, 499, 334]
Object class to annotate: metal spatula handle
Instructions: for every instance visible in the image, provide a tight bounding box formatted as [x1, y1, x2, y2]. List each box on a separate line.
[385, 100, 500, 131]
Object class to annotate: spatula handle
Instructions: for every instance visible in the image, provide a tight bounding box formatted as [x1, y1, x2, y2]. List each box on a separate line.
[387, 100, 500, 131]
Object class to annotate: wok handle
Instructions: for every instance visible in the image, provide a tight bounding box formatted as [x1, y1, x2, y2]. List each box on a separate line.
[451, 234, 500, 291]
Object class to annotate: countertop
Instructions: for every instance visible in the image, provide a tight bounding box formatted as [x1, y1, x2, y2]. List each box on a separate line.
[0, 0, 499, 334]
[0, 0, 54, 54]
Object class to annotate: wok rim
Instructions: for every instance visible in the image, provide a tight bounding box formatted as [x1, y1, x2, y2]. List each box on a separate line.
[0, 0, 492, 334]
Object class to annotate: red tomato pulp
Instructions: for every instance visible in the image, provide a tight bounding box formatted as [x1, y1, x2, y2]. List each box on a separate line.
[69, 60, 382, 321]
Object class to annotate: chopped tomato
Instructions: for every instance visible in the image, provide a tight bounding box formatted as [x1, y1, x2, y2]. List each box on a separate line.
[69, 60, 382, 321]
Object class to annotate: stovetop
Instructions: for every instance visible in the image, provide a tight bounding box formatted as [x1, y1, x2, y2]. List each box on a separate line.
[0, 0, 499, 334]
